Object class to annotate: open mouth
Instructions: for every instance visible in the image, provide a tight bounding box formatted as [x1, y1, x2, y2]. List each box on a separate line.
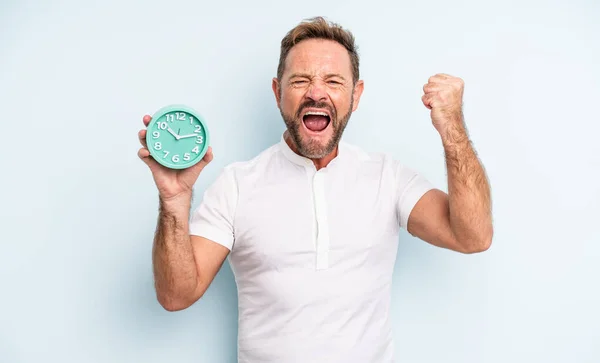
[302, 111, 331, 133]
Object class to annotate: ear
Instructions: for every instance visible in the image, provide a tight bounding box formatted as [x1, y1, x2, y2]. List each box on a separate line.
[272, 77, 281, 107]
[351, 80, 365, 112]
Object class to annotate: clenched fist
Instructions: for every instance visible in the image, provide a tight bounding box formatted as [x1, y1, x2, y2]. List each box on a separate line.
[422, 74, 465, 135]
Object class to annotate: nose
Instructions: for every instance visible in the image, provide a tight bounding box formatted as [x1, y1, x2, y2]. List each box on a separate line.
[306, 80, 327, 102]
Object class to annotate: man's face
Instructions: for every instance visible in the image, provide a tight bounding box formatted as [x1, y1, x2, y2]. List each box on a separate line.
[273, 39, 364, 159]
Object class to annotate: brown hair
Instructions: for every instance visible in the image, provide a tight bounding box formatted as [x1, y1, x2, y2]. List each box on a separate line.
[277, 16, 360, 85]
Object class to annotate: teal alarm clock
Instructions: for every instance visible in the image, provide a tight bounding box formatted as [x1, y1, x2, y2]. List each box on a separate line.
[146, 104, 210, 169]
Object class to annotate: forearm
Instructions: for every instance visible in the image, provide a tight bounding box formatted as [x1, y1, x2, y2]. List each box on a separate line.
[441, 116, 493, 252]
[152, 193, 200, 309]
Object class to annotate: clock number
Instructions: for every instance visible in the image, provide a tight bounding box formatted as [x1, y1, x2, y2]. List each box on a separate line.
[184, 153, 191, 161]
[189, 116, 194, 125]
[163, 150, 170, 158]
[172, 154, 180, 162]
[166, 114, 174, 122]
[158, 122, 167, 130]
[176, 112, 186, 121]
[152, 131, 160, 138]
[192, 146, 199, 154]
[196, 136, 203, 144]
[154, 142, 162, 150]
[194, 125, 201, 133]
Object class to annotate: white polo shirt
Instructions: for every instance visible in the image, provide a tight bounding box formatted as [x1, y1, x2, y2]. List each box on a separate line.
[189, 134, 435, 363]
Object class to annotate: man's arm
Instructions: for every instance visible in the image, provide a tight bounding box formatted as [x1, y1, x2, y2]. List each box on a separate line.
[152, 194, 229, 311]
[407, 74, 493, 253]
[407, 121, 493, 253]
[138, 114, 231, 311]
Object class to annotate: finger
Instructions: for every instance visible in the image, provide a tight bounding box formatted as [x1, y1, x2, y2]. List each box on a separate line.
[138, 147, 162, 173]
[138, 147, 157, 169]
[428, 75, 440, 83]
[427, 76, 450, 86]
[421, 94, 433, 109]
[188, 147, 214, 173]
[203, 146, 213, 162]
[138, 147, 150, 159]
[143, 115, 152, 127]
[429, 73, 451, 83]
[197, 147, 214, 168]
[138, 129, 147, 148]
[423, 83, 443, 94]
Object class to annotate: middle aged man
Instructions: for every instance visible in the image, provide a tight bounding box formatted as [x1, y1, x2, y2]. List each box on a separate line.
[138, 16, 493, 363]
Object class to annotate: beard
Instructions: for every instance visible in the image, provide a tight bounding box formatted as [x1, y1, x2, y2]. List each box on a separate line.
[280, 97, 354, 159]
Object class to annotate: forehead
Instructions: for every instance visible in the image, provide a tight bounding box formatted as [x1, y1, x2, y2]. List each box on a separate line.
[283, 39, 352, 78]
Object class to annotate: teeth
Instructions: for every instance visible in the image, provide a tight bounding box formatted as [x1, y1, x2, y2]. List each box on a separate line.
[305, 111, 329, 117]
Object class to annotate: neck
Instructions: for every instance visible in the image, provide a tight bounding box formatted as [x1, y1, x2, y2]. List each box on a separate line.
[284, 131, 338, 170]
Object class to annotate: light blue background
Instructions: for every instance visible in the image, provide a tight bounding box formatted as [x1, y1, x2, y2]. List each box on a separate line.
[1, 1, 599, 362]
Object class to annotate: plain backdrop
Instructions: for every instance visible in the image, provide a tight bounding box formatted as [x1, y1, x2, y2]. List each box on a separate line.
[1, 0, 599, 362]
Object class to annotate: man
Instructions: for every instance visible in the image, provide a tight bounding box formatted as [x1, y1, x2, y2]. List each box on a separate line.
[137, 16, 493, 363]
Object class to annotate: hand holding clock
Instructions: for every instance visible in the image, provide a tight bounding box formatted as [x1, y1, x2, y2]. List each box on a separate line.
[138, 114, 213, 204]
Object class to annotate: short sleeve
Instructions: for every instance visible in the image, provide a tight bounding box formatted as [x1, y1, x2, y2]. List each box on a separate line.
[189, 167, 238, 250]
[395, 162, 435, 230]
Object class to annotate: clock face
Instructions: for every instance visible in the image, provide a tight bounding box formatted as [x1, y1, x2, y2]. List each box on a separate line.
[146, 105, 210, 169]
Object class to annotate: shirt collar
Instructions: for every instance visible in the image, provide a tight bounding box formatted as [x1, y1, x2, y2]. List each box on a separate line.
[278, 132, 346, 168]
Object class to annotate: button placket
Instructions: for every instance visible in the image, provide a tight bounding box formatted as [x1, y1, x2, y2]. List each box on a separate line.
[312, 170, 329, 270]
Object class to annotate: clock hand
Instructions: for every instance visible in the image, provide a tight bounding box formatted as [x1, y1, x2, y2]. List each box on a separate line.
[178, 133, 200, 139]
[166, 127, 180, 140]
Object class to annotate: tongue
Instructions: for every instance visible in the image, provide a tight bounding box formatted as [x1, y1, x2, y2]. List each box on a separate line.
[304, 115, 329, 132]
